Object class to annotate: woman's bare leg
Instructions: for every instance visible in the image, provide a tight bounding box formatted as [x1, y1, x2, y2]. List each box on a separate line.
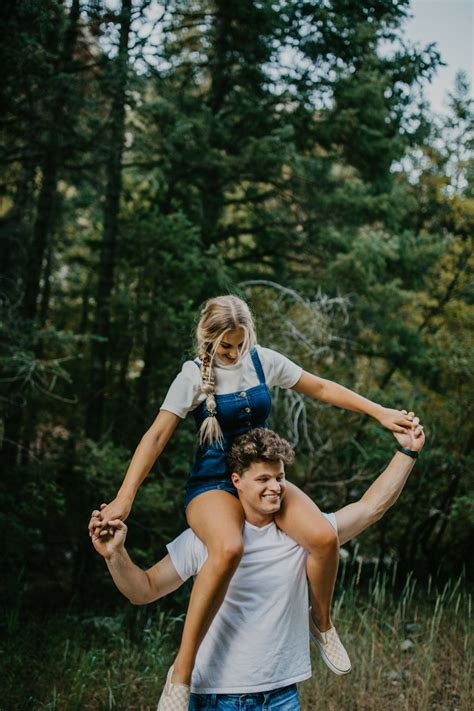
[274, 481, 338, 631]
[171, 490, 245, 684]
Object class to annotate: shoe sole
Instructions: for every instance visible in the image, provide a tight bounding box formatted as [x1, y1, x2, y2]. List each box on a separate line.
[310, 630, 352, 675]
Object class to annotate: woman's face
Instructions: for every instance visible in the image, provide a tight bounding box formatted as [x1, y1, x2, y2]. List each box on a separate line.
[214, 327, 245, 364]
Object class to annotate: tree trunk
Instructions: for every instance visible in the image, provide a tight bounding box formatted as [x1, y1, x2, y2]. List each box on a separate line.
[86, 0, 132, 440]
[136, 273, 159, 427]
[22, 0, 81, 321]
[1, 1, 81, 469]
[201, 1, 231, 245]
[38, 235, 54, 328]
[0, 162, 36, 289]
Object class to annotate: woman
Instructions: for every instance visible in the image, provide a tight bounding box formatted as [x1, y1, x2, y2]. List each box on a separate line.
[90, 295, 415, 710]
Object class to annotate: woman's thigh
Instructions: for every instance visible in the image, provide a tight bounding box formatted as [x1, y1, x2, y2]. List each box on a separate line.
[274, 481, 337, 550]
[186, 489, 245, 551]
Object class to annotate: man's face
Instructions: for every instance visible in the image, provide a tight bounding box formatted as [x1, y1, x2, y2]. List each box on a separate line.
[232, 460, 287, 522]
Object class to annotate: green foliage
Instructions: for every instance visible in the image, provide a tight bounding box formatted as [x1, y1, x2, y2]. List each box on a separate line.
[2, 606, 182, 709]
[0, 0, 472, 613]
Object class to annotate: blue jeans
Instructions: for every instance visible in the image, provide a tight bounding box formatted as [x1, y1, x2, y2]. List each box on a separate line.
[189, 683, 300, 710]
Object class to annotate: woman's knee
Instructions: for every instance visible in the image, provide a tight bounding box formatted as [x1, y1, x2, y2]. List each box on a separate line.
[308, 524, 338, 556]
[208, 536, 244, 571]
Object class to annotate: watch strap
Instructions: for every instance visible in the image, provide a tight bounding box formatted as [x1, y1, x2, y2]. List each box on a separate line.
[397, 445, 419, 459]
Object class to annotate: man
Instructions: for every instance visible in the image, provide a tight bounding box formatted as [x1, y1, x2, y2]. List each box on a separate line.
[91, 418, 424, 711]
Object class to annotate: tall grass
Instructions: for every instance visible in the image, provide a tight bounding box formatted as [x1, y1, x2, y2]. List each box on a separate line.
[1, 564, 471, 710]
[301, 559, 472, 710]
[1, 606, 181, 710]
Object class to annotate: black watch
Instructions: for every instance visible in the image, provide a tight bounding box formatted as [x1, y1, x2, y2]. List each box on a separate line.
[397, 445, 419, 459]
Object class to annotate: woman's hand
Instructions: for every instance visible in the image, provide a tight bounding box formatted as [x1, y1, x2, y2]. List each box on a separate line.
[90, 508, 128, 559]
[87, 497, 132, 537]
[376, 407, 417, 433]
[393, 415, 425, 451]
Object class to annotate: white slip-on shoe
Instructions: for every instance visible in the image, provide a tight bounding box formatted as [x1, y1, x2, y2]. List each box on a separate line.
[156, 665, 190, 711]
[308, 607, 352, 675]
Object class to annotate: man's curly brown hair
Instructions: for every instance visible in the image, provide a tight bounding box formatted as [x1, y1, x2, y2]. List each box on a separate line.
[228, 428, 295, 476]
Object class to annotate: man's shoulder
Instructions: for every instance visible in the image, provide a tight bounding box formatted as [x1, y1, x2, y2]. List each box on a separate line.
[168, 513, 336, 557]
[166, 528, 208, 580]
[323, 512, 337, 532]
[169, 527, 205, 551]
[247, 513, 337, 547]
[265, 512, 337, 537]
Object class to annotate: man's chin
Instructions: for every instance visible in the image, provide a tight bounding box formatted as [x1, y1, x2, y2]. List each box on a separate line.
[260, 498, 282, 513]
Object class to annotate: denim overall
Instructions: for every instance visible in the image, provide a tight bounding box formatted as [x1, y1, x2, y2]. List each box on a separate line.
[184, 348, 272, 508]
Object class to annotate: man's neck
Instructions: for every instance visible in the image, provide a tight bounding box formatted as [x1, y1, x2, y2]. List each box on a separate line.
[242, 508, 275, 528]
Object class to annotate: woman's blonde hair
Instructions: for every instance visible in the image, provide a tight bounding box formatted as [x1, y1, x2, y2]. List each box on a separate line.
[196, 295, 257, 447]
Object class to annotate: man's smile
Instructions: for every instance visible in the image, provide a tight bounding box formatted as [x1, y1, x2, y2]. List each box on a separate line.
[262, 493, 281, 502]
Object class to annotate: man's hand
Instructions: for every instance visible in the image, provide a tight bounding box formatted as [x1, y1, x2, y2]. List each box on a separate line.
[90, 505, 128, 559]
[376, 407, 417, 433]
[87, 497, 132, 537]
[393, 410, 425, 452]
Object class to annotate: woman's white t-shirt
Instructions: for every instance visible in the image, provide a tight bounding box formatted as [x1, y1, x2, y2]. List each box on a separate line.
[160, 345, 303, 419]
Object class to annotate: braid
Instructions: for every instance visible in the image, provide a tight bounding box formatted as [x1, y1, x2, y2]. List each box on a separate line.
[199, 350, 225, 448]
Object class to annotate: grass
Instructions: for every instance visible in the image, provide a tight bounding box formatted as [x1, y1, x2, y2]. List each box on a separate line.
[300, 561, 472, 710]
[1, 607, 180, 710]
[1, 564, 472, 710]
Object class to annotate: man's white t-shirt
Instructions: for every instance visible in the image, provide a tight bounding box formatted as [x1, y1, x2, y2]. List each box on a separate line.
[160, 345, 303, 419]
[167, 512, 337, 694]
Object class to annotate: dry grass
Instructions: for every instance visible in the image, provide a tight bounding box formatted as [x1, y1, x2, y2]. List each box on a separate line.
[300, 566, 472, 710]
[1, 567, 471, 710]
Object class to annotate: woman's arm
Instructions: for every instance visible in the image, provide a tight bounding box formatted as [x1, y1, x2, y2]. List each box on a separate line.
[292, 371, 414, 433]
[88, 409, 181, 533]
[117, 409, 181, 502]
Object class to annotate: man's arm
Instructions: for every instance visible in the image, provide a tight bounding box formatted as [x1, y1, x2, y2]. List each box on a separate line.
[335, 418, 425, 545]
[91, 514, 184, 604]
[106, 546, 183, 604]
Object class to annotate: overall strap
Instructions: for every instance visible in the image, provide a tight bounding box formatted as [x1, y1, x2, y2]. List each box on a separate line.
[250, 346, 266, 384]
[193, 357, 201, 368]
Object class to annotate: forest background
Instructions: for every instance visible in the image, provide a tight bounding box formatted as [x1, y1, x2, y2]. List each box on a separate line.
[0, 1, 472, 709]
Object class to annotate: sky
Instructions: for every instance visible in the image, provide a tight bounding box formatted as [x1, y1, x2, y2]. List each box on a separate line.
[405, 0, 473, 113]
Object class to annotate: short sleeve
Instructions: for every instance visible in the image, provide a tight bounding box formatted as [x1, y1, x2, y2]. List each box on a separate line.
[323, 512, 337, 533]
[160, 360, 203, 419]
[257, 346, 303, 389]
[166, 529, 208, 581]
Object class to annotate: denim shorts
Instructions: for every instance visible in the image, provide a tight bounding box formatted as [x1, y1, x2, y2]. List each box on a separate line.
[184, 478, 239, 509]
[189, 683, 300, 710]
